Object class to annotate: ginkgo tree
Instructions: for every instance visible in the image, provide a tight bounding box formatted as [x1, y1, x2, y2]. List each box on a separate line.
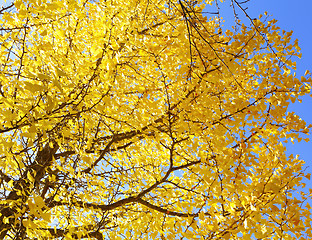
[0, 0, 311, 239]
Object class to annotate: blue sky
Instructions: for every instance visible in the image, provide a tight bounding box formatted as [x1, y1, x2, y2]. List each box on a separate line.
[0, 1, 310, 237]
[1, 1, 310, 160]
[237, 0, 312, 188]
[0, 0, 310, 193]
[204, 0, 312, 190]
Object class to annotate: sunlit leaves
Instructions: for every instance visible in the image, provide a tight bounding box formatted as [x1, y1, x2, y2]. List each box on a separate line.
[0, 0, 311, 239]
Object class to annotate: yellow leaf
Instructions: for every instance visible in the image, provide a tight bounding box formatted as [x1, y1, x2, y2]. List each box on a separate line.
[8, 180, 14, 188]
[244, 219, 248, 229]
[37, 73, 50, 80]
[27, 171, 35, 182]
[3, 217, 10, 224]
[55, 67, 67, 77]
[271, 205, 279, 212]
[33, 195, 45, 209]
[0, 0, 311, 238]
[40, 29, 48, 36]
[41, 211, 51, 221]
[24, 81, 43, 93]
[250, 204, 257, 211]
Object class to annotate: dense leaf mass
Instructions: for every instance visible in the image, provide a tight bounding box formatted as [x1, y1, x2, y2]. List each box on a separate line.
[0, 0, 311, 239]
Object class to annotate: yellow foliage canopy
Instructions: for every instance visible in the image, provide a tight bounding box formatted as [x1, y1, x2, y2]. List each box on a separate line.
[0, 0, 311, 239]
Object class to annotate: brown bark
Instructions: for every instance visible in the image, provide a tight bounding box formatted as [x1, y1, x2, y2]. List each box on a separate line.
[0, 143, 58, 239]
